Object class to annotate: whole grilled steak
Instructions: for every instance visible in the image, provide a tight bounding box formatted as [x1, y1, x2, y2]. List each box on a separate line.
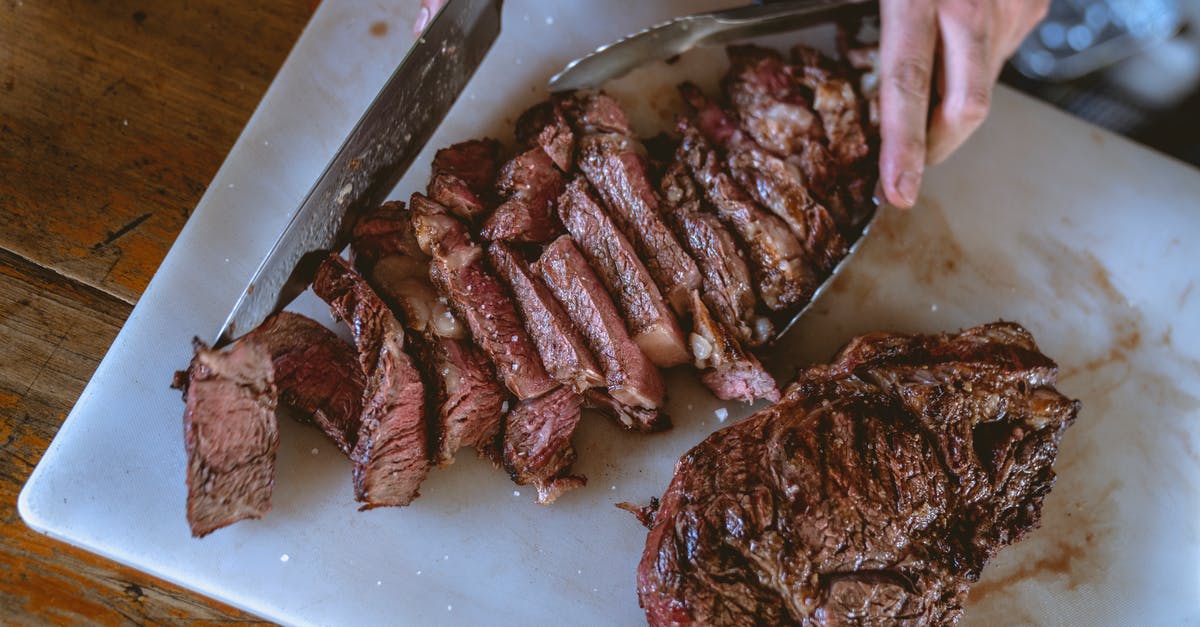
[638, 322, 1079, 625]
[174, 339, 278, 538]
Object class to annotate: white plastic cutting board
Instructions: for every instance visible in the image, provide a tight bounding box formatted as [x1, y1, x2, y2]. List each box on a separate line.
[19, 0, 1200, 624]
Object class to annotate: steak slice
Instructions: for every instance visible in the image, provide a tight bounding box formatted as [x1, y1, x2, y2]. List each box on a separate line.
[516, 100, 575, 172]
[687, 291, 779, 404]
[556, 89, 634, 135]
[488, 241, 604, 392]
[637, 322, 1079, 625]
[246, 312, 363, 454]
[582, 389, 663, 432]
[352, 203, 505, 465]
[675, 107, 818, 311]
[658, 162, 771, 347]
[536, 236, 667, 431]
[576, 131, 701, 315]
[412, 194, 557, 400]
[811, 77, 869, 167]
[427, 138, 501, 224]
[502, 385, 587, 504]
[723, 44, 821, 157]
[558, 177, 690, 368]
[175, 338, 278, 538]
[312, 254, 428, 509]
[479, 148, 566, 244]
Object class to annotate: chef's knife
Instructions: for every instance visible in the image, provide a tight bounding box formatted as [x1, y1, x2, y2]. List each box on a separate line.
[215, 0, 502, 346]
[548, 0, 876, 91]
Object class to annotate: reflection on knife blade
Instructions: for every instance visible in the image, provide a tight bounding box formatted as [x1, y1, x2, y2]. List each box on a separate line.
[214, 0, 503, 347]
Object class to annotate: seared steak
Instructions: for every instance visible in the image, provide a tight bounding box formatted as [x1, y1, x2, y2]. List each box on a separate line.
[428, 138, 501, 224]
[480, 148, 566, 243]
[558, 177, 690, 367]
[412, 193, 557, 400]
[723, 44, 821, 156]
[687, 291, 779, 404]
[488, 241, 604, 393]
[675, 104, 818, 312]
[503, 385, 587, 504]
[352, 203, 505, 466]
[312, 254, 428, 509]
[637, 322, 1079, 625]
[246, 312, 363, 454]
[175, 338, 278, 538]
[557, 89, 634, 135]
[516, 100, 575, 172]
[535, 236, 667, 431]
[658, 162, 770, 347]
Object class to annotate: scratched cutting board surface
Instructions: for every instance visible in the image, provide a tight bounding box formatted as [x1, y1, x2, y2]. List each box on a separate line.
[18, 0, 1200, 624]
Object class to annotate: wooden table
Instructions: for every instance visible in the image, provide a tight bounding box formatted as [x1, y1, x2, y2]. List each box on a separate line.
[0, 1, 336, 621]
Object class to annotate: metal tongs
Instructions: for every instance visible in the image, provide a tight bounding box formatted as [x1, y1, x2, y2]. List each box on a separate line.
[549, 0, 884, 343]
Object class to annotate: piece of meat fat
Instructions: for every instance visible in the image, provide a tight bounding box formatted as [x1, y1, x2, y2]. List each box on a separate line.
[246, 311, 364, 454]
[535, 236, 666, 427]
[674, 107, 819, 311]
[312, 254, 428, 509]
[658, 162, 771, 347]
[487, 241, 605, 392]
[411, 194, 557, 400]
[479, 148, 566, 244]
[515, 100, 575, 172]
[350, 200, 424, 274]
[576, 132, 701, 315]
[688, 292, 779, 404]
[557, 177, 690, 368]
[502, 385, 586, 504]
[176, 338, 278, 538]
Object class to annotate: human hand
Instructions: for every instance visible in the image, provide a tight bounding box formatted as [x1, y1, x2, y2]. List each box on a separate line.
[413, 0, 447, 37]
[879, 0, 1048, 208]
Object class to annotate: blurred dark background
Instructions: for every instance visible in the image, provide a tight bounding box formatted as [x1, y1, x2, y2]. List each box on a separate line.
[1002, 0, 1200, 166]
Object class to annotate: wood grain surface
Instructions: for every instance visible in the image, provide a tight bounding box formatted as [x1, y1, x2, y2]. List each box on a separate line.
[0, 0, 325, 621]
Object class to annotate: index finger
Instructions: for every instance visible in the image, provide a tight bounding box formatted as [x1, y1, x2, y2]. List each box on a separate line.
[879, 0, 938, 208]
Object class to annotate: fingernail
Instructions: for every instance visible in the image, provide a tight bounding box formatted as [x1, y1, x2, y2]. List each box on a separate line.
[413, 7, 430, 36]
[896, 170, 921, 207]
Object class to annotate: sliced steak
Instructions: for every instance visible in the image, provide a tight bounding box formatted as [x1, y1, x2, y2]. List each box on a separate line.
[516, 100, 575, 172]
[687, 291, 779, 404]
[535, 236, 667, 431]
[811, 77, 869, 167]
[575, 132, 701, 315]
[658, 162, 771, 347]
[723, 44, 821, 156]
[352, 203, 505, 465]
[637, 322, 1079, 625]
[427, 138, 501, 224]
[675, 104, 818, 311]
[488, 241, 604, 392]
[558, 177, 690, 368]
[556, 89, 634, 135]
[479, 148, 566, 244]
[246, 311, 363, 454]
[411, 194, 557, 400]
[503, 385, 587, 504]
[582, 389, 663, 432]
[312, 254, 427, 509]
[175, 338, 278, 538]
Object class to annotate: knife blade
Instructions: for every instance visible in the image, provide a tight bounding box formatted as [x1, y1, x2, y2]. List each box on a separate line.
[215, 0, 503, 346]
[548, 0, 876, 92]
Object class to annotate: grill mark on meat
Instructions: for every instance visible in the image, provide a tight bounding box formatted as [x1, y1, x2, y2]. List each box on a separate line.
[502, 385, 587, 504]
[352, 203, 505, 465]
[412, 193, 557, 400]
[659, 161, 771, 347]
[175, 338, 278, 538]
[488, 241, 605, 392]
[637, 322, 1079, 625]
[675, 102, 818, 311]
[246, 312, 363, 455]
[557, 177, 690, 368]
[516, 100, 575, 172]
[480, 148, 566, 243]
[687, 291, 779, 404]
[428, 138, 501, 224]
[535, 236, 667, 430]
[312, 254, 428, 509]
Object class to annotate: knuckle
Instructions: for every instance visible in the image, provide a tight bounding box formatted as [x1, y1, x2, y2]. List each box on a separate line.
[888, 58, 932, 99]
[953, 88, 992, 125]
